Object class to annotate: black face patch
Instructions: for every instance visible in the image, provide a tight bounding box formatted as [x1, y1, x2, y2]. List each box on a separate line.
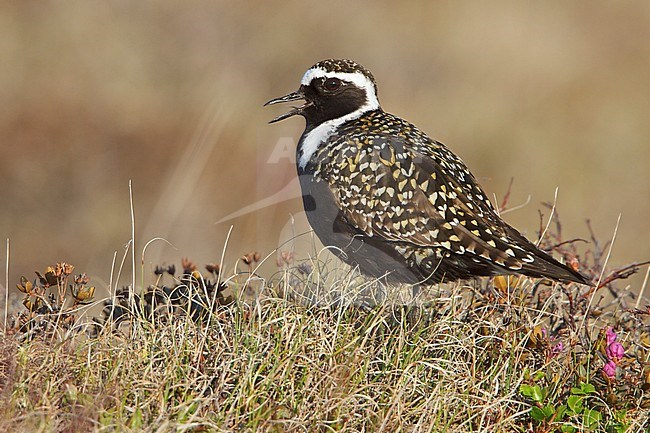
[302, 78, 369, 127]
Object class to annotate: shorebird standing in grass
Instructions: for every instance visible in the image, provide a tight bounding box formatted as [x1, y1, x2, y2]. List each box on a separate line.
[266, 59, 588, 286]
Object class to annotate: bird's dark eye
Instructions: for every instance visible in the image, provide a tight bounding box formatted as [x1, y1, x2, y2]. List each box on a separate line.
[323, 78, 342, 92]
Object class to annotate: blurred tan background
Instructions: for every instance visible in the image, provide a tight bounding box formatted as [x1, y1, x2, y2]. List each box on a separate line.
[1, 1, 649, 298]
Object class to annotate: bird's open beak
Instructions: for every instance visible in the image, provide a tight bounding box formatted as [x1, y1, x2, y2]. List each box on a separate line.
[264, 88, 311, 124]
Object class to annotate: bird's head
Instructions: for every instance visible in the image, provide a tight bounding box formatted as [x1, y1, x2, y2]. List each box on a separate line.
[265, 59, 381, 128]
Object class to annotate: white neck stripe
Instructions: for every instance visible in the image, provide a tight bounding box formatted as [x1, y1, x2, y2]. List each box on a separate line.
[297, 67, 381, 170]
[298, 101, 377, 170]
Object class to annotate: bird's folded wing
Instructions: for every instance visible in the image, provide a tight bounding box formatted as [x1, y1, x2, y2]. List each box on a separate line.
[326, 139, 531, 270]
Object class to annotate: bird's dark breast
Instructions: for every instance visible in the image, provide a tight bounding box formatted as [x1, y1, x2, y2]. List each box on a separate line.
[298, 172, 427, 284]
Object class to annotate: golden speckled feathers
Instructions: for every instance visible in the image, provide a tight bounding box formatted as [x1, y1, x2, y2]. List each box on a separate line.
[309, 110, 585, 283]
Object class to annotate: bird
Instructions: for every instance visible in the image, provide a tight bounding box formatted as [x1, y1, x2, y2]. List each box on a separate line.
[265, 59, 589, 286]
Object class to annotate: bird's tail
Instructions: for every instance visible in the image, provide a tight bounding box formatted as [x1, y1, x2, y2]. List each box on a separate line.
[518, 242, 590, 285]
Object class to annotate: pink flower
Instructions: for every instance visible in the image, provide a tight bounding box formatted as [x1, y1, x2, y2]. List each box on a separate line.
[551, 341, 564, 356]
[606, 341, 625, 362]
[603, 360, 617, 379]
[605, 327, 625, 362]
[606, 327, 618, 346]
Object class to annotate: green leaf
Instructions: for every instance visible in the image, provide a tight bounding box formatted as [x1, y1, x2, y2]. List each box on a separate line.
[530, 405, 555, 422]
[561, 425, 576, 433]
[571, 382, 596, 395]
[567, 395, 584, 414]
[530, 406, 547, 422]
[581, 383, 596, 394]
[613, 409, 627, 421]
[533, 370, 546, 381]
[606, 409, 630, 433]
[583, 408, 602, 429]
[520, 384, 533, 399]
[541, 404, 555, 419]
[555, 404, 567, 421]
[520, 384, 545, 403]
[606, 422, 629, 433]
[129, 408, 144, 429]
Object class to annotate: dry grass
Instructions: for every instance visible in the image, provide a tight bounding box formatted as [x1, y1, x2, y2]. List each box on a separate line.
[1, 233, 649, 432]
[1, 198, 648, 432]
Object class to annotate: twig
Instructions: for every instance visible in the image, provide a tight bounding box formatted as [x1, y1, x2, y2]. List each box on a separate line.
[551, 238, 588, 250]
[580, 214, 621, 331]
[499, 177, 515, 212]
[636, 265, 650, 310]
[129, 180, 136, 320]
[536, 187, 559, 247]
[585, 260, 650, 304]
[586, 219, 611, 268]
[4, 238, 9, 333]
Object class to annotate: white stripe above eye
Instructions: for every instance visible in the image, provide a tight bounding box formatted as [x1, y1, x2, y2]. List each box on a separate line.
[297, 68, 381, 170]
